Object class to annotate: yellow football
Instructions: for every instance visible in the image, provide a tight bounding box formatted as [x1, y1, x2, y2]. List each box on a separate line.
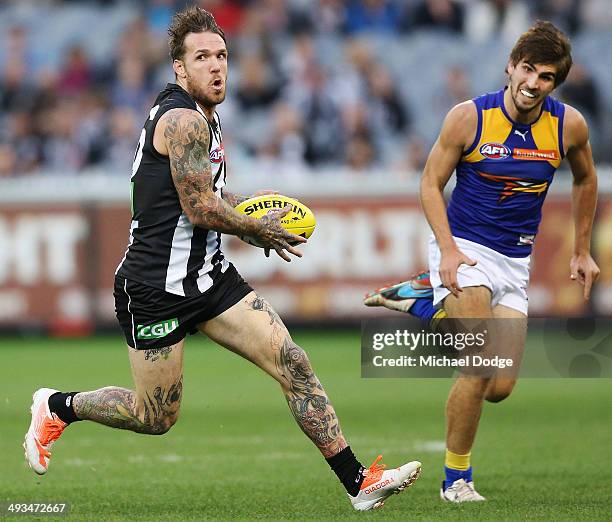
[234, 194, 316, 247]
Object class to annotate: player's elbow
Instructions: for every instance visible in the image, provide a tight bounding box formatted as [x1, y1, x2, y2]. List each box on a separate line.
[183, 207, 204, 228]
[419, 175, 441, 204]
[181, 198, 212, 228]
[572, 168, 597, 188]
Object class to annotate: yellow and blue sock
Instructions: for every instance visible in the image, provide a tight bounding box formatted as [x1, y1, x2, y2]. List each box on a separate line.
[409, 299, 447, 331]
[444, 449, 472, 490]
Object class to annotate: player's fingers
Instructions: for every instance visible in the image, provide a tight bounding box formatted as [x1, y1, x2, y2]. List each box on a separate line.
[570, 263, 578, 280]
[452, 270, 464, 294]
[277, 239, 303, 258]
[284, 231, 307, 244]
[439, 269, 449, 291]
[447, 284, 459, 298]
[442, 270, 452, 292]
[274, 247, 292, 262]
[285, 244, 303, 258]
[583, 271, 593, 300]
[463, 255, 477, 266]
[274, 204, 293, 218]
[442, 270, 458, 297]
[264, 205, 291, 222]
[446, 265, 461, 293]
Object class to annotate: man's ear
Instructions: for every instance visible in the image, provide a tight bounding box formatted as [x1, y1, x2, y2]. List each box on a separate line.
[173, 59, 186, 79]
[506, 60, 515, 76]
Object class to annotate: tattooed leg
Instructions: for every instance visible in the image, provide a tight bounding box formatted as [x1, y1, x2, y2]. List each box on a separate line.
[249, 294, 282, 326]
[72, 342, 184, 435]
[73, 378, 182, 435]
[201, 292, 348, 458]
[276, 336, 348, 458]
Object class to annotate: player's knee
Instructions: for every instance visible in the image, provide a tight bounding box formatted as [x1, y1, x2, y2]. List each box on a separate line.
[157, 411, 180, 434]
[486, 390, 511, 403]
[485, 380, 516, 403]
[460, 377, 490, 399]
[277, 337, 314, 387]
[134, 391, 181, 435]
[146, 410, 180, 435]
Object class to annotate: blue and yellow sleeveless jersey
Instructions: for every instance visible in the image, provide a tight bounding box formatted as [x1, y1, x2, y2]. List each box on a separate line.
[446, 87, 565, 257]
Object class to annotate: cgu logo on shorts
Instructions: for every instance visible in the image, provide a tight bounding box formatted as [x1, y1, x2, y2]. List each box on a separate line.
[137, 318, 179, 339]
[480, 142, 511, 160]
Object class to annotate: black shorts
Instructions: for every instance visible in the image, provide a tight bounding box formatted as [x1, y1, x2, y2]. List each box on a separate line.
[114, 264, 253, 350]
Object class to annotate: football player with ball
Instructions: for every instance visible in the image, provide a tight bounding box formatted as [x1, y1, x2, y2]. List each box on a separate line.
[24, 6, 421, 511]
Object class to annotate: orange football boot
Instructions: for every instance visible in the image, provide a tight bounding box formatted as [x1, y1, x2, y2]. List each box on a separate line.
[24, 388, 68, 475]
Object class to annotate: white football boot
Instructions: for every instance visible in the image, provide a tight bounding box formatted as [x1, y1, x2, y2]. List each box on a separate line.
[350, 455, 421, 511]
[440, 478, 486, 502]
[23, 388, 68, 475]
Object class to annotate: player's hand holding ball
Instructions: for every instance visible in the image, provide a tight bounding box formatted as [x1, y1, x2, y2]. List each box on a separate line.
[235, 194, 316, 262]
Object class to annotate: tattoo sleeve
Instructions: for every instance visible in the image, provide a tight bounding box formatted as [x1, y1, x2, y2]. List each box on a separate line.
[163, 108, 259, 236]
[222, 191, 250, 208]
[73, 376, 183, 435]
[276, 337, 348, 458]
[247, 294, 347, 457]
[250, 294, 283, 326]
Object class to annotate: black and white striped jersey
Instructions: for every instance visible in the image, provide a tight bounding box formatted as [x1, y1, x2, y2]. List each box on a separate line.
[116, 83, 229, 296]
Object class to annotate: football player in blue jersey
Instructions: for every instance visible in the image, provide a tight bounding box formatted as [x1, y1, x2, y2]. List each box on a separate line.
[365, 21, 599, 502]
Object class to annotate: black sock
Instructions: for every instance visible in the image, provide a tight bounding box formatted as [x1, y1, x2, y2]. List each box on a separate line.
[48, 392, 81, 424]
[326, 446, 365, 497]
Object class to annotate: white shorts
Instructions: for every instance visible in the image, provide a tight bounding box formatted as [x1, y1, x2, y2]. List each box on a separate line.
[428, 235, 530, 316]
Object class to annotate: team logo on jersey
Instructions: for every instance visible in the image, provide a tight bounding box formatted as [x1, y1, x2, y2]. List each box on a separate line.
[514, 129, 528, 141]
[477, 170, 549, 202]
[210, 145, 225, 164]
[480, 142, 511, 160]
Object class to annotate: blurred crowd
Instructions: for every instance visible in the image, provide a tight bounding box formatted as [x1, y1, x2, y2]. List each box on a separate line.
[0, 0, 610, 178]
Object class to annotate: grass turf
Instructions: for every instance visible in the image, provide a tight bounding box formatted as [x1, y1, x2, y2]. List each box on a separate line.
[1, 331, 611, 520]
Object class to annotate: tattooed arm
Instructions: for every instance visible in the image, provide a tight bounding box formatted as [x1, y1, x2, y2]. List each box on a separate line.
[155, 108, 304, 259]
[156, 108, 258, 235]
[222, 191, 250, 208]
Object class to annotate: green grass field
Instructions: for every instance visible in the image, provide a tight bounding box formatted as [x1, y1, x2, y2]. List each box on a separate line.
[2, 331, 611, 520]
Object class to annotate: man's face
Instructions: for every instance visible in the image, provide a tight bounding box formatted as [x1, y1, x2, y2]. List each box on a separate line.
[507, 59, 557, 114]
[175, 31, 228, 108]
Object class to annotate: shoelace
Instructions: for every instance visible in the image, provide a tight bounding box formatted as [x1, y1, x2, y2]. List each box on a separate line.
[365, 455, 387, 480]
[448, 480, 479, 501]
[38, 415, 66, 446]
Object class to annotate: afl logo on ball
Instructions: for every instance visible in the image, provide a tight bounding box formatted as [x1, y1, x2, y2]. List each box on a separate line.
[480, 142, 511, 160]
